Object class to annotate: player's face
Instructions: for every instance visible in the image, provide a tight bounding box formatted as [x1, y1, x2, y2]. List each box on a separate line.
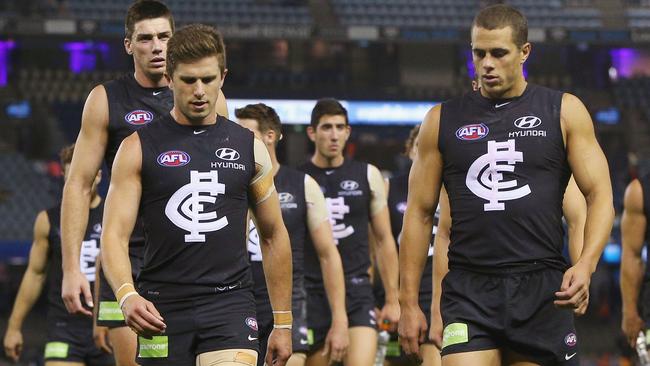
[125, 17, 172, 79]
[471, 26, 530, 98]
[309, 114, 350, 160]
[169, 56, 224, 124]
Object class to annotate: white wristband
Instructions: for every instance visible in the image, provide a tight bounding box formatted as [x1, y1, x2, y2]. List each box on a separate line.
[118, 291, 138, 309]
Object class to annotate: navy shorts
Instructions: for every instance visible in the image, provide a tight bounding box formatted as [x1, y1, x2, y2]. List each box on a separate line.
[45, 317, 114, 365]
[440, 267, 579, 365]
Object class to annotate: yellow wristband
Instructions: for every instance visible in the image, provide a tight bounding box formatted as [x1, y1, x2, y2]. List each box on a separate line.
[272, 311, 293, 327]
[116, 283, 136, 305]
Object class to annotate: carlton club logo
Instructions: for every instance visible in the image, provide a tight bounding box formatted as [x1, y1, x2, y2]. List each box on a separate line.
[215, 148, 240, 161]
[157, 151, 191, 167]
[124, 110, 154, 125]
[514, 116, 542, 129]
[456, 123, 489, 141]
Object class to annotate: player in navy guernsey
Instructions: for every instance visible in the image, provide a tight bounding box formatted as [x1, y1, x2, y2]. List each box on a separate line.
[300, 98, 400, 366]
[621, 176, 650, 354]
[60, 2, 228, 365]
[3, 145, 113, 366]
[236, 103, 349, 366]
[399, 5, 614, 366]
[101, 25, 292, 366]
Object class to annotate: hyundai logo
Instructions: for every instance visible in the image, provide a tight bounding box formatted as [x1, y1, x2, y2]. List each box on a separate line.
[514, 116, 542, 129]
[278, 192, 294, 203]
[215, 148, 240, 161]
[340, 180, 359, 191]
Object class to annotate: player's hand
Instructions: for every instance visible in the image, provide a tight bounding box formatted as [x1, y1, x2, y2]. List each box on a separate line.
[265, 328, 292, 366]
[322, 317, 349, 364]
[428, 309, 443, 350]
[121, 294, 166, 338]
[554, 261, 591, 312]
[378, 301, 400, 332]
[573, 292, 589, 316]
[398, 304, 427, 364]
[622, 311, 645, 348]
[93, 325, 113, 354]
[62, 270, 93, 316]
[3, 328, 23, 363]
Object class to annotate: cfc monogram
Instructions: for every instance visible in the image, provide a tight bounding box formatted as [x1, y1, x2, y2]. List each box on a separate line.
[326, 197, 354, 244]
[466, 139, 531, 211]
[165, 170, 228, 242]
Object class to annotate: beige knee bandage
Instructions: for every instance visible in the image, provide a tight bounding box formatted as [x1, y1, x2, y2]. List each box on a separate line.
[196, 349, 258, 366]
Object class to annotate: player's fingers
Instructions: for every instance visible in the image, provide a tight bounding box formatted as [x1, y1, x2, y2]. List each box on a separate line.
[264, 345, 274, 366]
[145, 301, 165, 322]
[82, 282, 94, 309]
[321, 339, 330, 357]
[138, 305, 166, 332]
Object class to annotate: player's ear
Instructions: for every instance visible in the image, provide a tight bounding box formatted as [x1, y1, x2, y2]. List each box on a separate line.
[124, 37, 133, 55]
[520, 42, 531, 64]
[306, 126, 316, 142]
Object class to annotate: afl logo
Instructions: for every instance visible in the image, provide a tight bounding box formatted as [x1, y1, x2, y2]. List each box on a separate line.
[514, 116, 542, 129]
[397, 201, 407, 214]
[456, 123, 489, 141]
[157, 151, 190, 167]
[564, 333, 577, 347]
[245, 317, 258, 331]
[215, 148, 240, 161]
[279, 192, 294, 203]
[340, 180, 359, 191]
[125, 110, 154, 125]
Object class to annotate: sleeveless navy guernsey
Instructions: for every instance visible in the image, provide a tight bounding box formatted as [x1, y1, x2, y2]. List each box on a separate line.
[300, 159, 371, 286]
[47, 202, 103, 322]
[439, 84, 570, 270]
[249, 166, 308, 303]
[136, 115, 255, 297]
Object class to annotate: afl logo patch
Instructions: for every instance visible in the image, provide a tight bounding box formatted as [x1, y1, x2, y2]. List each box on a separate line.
[514, 116, 542, 129]
[397, 201, 407, 214]
[564, 333, 577, 347]
[157, 151, 190, 167]
[340, 180, 359, 191]
[215, 148, 240, 161]
[456, 123, 489, 140]
[125, 110, 154, 125]
[245, 317, 258, 331]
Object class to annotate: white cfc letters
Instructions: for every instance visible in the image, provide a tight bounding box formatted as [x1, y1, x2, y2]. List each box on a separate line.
[466, 139, 531, 211]
[80, 239, 100, 282]
[326, 197, 354, 244]
[165, 170, 228, 243]
[247, 219, 263, 262]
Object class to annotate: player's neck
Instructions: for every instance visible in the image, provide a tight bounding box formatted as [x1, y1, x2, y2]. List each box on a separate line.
[133, 70, 167, 88]
[269, 148, 281, 176]
[89, 194, 101, 209]
[170, 108, 217, 126]
[311, 153, 344, 169]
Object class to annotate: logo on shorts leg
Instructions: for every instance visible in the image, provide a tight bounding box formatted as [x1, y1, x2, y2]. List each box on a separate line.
[138, 336, 168, 358]
[442, 323, 469, 349]
[564, 333, 577, 347]
[245, 317, 258, 331]
[44, 342, 69, 359]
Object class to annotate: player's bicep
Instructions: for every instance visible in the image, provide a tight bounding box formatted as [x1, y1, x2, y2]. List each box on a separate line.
[103, 133, 142, 242]
[68, 85, 110, 186]
[622, 180, 646, 255]
[562, 93, 611, 198]
[305, 175, 329, 232]
[368, 164, 388, 216]
[562, 176, 586, 225]
[250, 190, 283, 242]
[249, 138, 275, 205]
[28, 211, 51, 274]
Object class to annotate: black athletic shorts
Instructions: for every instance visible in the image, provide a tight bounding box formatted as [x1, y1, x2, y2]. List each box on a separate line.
[136, 285, 258, 366]
[306, 276, 377, 352]
[45, 317, 114, 365]
[96, 248, 143, 328]
[256, 288, 309, 366]
[385, 291, 434, 361]
[440, 266, 579, 365]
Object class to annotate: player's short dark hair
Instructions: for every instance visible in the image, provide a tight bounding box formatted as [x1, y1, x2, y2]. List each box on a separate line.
[59, 144, 75, 165]
[404, 125, 420, 156]
[310, 98, 348, 128]
[472, 4, 528, 48]
[235, 103, 282, 144]
[125, 0, 174, 40]
[166, 24, 226, 77]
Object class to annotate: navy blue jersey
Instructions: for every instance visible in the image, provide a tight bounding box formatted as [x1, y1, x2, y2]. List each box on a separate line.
[137, 114, 256, 297]
[47, 202, 103, 322]
[439, 84, 570, 270]
[301, 159, 371, 285]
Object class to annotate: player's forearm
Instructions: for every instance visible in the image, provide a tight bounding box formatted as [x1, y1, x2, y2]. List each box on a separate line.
[577, 190, 615, 272]
[399, 213, 434, 306]
[261, 229, 293, 312]
[432, 234, 449, 317]
[319, 249, 347, 323]
[93, 257, 102, 322]
[8, 271, 46, 330]
[620, 252, 644, 315]
[61, 180, 93, 271]
[376, 237, 399, 305]
[100, 235, 133, 293]
[566, 222, 585, 265]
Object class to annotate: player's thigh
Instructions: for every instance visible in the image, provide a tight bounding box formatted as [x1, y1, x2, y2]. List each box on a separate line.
[305, 346, 328, 366]
[286, 352, 307, 366]
[45, 362, 85, 366]
[109, 326, 138, 366]
[503, 349, 542, 366]
[345, 326, 377, 366]
[421, 344, 442, 366]
[441, 349, 500, 366]
[195, 348, 257, 366]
